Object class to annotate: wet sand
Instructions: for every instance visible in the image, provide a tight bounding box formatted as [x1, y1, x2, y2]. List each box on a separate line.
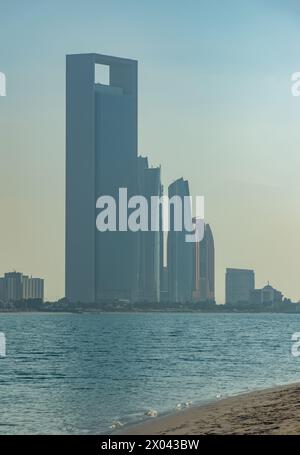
[121, 383, 300, 435]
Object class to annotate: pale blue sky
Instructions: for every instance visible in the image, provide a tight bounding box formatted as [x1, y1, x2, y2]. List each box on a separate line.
[1, 0, 300, 302]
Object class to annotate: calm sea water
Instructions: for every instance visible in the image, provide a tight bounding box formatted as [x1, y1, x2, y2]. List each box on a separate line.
[0, 312, 300, 434]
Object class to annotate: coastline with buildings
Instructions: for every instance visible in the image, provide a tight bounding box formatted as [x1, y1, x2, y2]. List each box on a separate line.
[2, 0, 300, 439]
[65, 53, 216, 307]
[0, 293, 297, 313]
[0, 265, 293, 313]
[1, 54, 290, 314]
[0, 54, 298, 437]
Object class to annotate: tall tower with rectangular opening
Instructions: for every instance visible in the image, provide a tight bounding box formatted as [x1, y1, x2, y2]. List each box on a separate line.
[66, 53, 138, 303]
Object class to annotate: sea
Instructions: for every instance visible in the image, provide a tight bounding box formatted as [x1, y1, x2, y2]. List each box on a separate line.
[0, 312, 300, 434]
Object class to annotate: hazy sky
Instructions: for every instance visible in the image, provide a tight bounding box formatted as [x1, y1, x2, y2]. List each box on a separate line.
[1, 0, 300, 302]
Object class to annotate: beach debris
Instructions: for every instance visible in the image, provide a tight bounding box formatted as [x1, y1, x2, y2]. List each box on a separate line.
[110, 420, 124, 429]
[145, 409, 158, 417]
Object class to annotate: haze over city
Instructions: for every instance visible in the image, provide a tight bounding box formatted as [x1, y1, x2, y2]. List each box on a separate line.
[1, 0, 300, 302]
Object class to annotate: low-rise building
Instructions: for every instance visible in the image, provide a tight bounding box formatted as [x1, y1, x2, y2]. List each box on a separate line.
[250, 282, 283, 304]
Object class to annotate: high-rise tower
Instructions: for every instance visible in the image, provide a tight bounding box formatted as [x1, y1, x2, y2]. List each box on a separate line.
[66, 53, 138, 303]
[167, 178, 193, 303]
[137, 156, 162, 302]
[192, 224, 215, 302]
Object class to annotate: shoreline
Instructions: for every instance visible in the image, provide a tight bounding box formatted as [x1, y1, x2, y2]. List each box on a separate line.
[0, 310, 300, 314]
[120, 383, 300, 435]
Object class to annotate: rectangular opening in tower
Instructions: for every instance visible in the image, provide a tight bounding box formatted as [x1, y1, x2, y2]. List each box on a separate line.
[95, 64, 110, 85]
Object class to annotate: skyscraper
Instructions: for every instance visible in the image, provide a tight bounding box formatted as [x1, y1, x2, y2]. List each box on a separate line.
[225, 268, 255, 304]
[137, 157, 162, 302]
[192, 233, 201, 302]
[192, 223, 215, 302]
[66, 53, 138, 303]
[167, 178, 193, 303]
[160, 266, 168, 302]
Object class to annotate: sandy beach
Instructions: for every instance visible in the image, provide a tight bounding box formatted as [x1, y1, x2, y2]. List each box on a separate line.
[121, 383, 300, 435]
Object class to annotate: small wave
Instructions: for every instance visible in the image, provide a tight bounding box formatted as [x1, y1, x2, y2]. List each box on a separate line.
[145, 409, 158, 417]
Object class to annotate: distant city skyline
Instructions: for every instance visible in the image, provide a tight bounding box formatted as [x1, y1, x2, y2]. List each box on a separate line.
[225, 267, 285, 305]
[0, 271, 44, 302]
[66, 52, 209, 304]
[1, 1, 300, 302]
